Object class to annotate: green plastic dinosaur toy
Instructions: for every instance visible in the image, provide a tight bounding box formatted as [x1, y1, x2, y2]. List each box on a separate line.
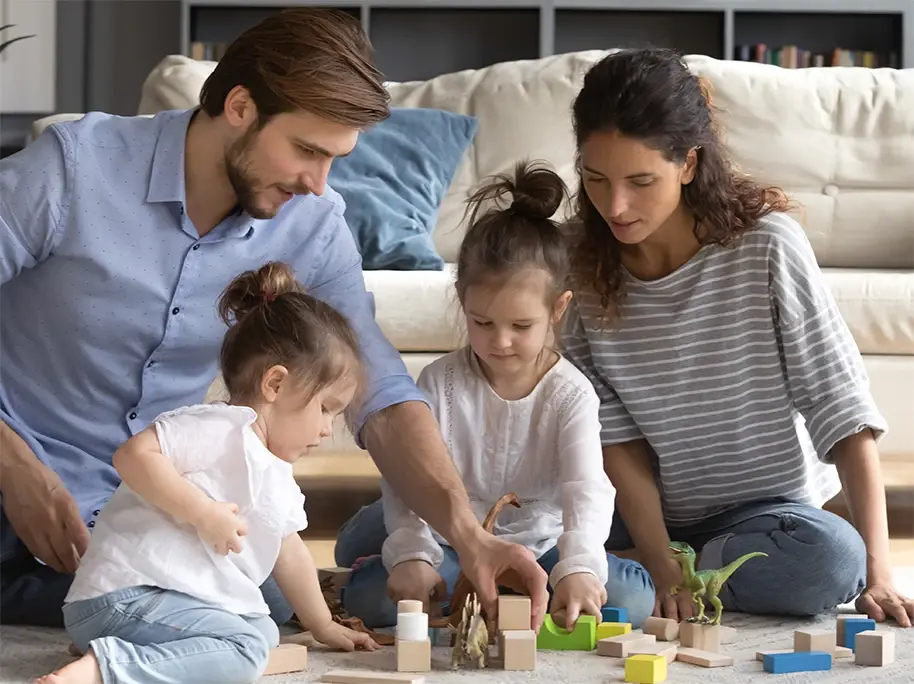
[668, 541, 768, 625]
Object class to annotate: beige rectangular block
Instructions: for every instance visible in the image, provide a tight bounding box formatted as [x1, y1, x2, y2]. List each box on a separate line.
[836, 613, 867, 646]
[264, 644, 308, 675]
[321, 670, 425, 683]
[855, 630, 895, 667]
[629, 642, 677, 663]
[642, 616, 679, 641]
[497, 596, 531, 631]
[596, 632, 656, 657]
[396, 638, 430, 673]
[679, 622, 721, 652]
[676, 647, 734, 668]
[834, 646, 853, 659]
[794, 628, 835, 653]
[499, 629, 536, 670]
[756, 648, 792, 661]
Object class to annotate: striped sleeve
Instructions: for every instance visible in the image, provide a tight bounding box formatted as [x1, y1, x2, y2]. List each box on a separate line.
[561, 297, 643, 446]
[768, 221, 888, 463]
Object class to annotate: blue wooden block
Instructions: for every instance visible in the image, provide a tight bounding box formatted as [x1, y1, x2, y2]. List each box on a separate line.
[763, 651, 832, 673]
[601, 606, 629, 624]
[842, 618, 877, 650]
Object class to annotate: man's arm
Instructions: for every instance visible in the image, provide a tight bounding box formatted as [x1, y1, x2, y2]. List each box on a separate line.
[304, 204, 482, 553]
[0, 125, 71, 285]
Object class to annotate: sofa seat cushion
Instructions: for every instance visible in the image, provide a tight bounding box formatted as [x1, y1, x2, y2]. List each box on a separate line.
[364, 265, 464, 352]
[822, 268, 914, 355]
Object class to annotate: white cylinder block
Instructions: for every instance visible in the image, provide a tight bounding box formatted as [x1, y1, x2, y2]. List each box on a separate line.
[396, 611, 428, 641]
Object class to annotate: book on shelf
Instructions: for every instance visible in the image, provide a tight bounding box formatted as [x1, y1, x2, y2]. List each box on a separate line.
[735, 44, 898, 68]
[189, 41, 230, 61]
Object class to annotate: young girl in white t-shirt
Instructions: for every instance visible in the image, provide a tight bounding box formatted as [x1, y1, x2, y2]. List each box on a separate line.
[337, 161, 656, 631]
[37, 262, 377, 684]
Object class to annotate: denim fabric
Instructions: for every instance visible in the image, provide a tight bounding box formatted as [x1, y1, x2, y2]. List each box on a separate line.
[606, 498, 867, 617]
[335, 499, 655, 630]
[62, 585, 278, 684]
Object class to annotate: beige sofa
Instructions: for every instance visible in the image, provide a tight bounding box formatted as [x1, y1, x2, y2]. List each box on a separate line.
[31, 51, 914, 489]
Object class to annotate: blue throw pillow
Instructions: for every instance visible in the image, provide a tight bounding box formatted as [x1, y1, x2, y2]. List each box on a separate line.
[328, 107, 478, 270]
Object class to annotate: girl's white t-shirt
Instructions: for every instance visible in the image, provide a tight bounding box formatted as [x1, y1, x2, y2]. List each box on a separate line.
[381, 349, 616, 589]
[65, 403, 309, 617]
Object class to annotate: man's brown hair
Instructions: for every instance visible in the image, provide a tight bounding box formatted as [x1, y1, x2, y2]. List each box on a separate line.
[199, 8, 390, 128]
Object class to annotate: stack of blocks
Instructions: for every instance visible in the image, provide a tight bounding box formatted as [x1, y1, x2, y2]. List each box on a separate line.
[395, 600, 431, 673]
[497, 595, 537, 670]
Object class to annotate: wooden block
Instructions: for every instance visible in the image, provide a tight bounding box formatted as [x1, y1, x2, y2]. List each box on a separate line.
[834, 645, 853, 659]
[763, 651, 831, 673]
[718, 625, 737, 644]
[675, 647, 734, 668]
[497, 595, 531, 631]
[629, 642, 677, 664]
[500, 629, 536, 670]
[642, 616, 679, 641]
[756, 648, 792, 661]
[602, 606, 629, 623]
[794, 628, 835, 653]
[396, 638, 430, 673]
[679, 622, 721, 652]
[597, 632, 656, 658]
[836, 613, 867, 646]
[536, 614, 597, 650]
[321, 670, 425, 683]
[624, 654, 667, 683]
[397, 600, 423, 614]
[842, 618, 876, 650]
[263, 644, 308, 675]
[596, 621, 632, 640]
[396, 612, 428, 642]
[854, 630, 895, 666]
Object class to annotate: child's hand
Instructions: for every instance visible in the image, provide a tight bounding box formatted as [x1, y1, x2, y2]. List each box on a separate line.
[549, 572, 607, 630]
[642, 555, 693, 622]
[195, 501, 247, 555]
[387, 559, 448, 616]
[856, 582, 914, 628]
[311, 619, 381, 652]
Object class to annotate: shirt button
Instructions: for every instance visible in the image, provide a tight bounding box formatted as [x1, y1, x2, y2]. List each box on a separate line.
[93, 510, 100, 516]
[129, 411, 137, 420]
[147, 360, 155, 368]
[172, 307, 180, 315]
[88, 521, 95, 528]
[192, 244, 200, 251]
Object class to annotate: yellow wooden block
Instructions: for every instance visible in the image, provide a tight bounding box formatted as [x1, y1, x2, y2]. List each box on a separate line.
[624, 654, 667, 683]
[597, 621, 632, 640]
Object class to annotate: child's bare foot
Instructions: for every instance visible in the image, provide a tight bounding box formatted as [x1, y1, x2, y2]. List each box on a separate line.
[34, 649, 102, 684]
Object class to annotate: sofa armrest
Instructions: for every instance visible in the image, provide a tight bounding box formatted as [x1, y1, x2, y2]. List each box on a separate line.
[28, 113, 86, 144]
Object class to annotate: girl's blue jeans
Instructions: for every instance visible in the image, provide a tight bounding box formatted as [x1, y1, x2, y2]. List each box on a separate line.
[62, 585, 278, 684]
[334, 499, 656, 630]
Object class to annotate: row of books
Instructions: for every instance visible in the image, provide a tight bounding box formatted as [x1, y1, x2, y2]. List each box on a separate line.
[189, 41, 230, 61]
[734, 44, 899, 69]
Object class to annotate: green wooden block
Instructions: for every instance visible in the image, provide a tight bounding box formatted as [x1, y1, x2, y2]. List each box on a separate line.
[536, 614, 597, 650]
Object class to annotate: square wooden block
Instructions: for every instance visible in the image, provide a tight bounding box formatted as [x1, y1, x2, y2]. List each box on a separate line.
[499, 629, 536, 670]
[597, 632, 656, 658]
[596, 621, 632, 640]
[835, 613, 866, 646]
[855, 630, 895, 666]
[624, 654, 667, 683]
[795, 628, 835, 653]
[264, 644, 308, 675]
[497, 595, 531, 631]
[396, 638, 430, 672]
[679, 622, 721, 652]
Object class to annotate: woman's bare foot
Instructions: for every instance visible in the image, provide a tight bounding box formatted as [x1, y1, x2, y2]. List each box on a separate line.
[34, 649, 102, 684]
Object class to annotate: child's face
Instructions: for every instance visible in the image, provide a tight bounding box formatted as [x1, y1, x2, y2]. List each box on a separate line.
[260, 369, 358, 463]
[579, 129, 697, 246]
[463, 271, 568, 376]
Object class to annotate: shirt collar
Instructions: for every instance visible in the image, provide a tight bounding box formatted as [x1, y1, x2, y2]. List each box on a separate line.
[146, 108, 196, 205]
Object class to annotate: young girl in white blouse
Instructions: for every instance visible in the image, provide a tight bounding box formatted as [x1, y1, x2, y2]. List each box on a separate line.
[37, 262, 377, 684]
[337, 161, 655, 631]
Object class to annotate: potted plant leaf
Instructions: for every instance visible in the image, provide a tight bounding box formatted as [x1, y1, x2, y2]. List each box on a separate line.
[0, 24, 35, 55]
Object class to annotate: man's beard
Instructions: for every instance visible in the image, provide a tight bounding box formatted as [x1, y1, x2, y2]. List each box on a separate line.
[224, 128, 277, 220]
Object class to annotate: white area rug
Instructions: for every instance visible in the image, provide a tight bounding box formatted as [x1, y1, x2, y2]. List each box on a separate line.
[3, 568, 912, 683]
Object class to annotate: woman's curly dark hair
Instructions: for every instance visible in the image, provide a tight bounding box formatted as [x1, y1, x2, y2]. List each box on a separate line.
[569, 47, 794, 325]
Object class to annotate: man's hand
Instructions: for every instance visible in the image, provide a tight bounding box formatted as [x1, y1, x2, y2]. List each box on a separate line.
[549, 572, 607, 630]
[193, 501, 247, 555]
[644, 555, 694, 622]
[455, 531, 549, 631]
[387, 559, 448, 616]
[0, 433, 89, 574]
[856, 582, 914, 628]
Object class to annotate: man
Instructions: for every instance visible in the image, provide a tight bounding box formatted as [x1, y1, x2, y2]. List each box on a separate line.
[0, 9, 547, 630]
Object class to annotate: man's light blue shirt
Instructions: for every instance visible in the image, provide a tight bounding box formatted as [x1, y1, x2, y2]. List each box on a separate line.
[0, 108, 425, 526]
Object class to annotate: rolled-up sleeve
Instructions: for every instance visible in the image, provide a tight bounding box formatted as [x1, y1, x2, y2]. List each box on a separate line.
[305, 205, 429, 447]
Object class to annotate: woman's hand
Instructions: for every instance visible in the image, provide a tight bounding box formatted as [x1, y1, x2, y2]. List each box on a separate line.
[549, 572, 607, 630]
[643, 555, 694, 622]
[387, 560, 448, 616]
[856, 582, 914, 628]
[311, 620, 380, 652]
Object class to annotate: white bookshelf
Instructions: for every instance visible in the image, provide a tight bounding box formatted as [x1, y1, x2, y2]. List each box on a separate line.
[181, 0, 913, 81]
[0, 0, 56, 114]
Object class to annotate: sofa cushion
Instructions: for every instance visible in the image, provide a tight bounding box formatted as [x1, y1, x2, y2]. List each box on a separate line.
[328, 107, 477, 271]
